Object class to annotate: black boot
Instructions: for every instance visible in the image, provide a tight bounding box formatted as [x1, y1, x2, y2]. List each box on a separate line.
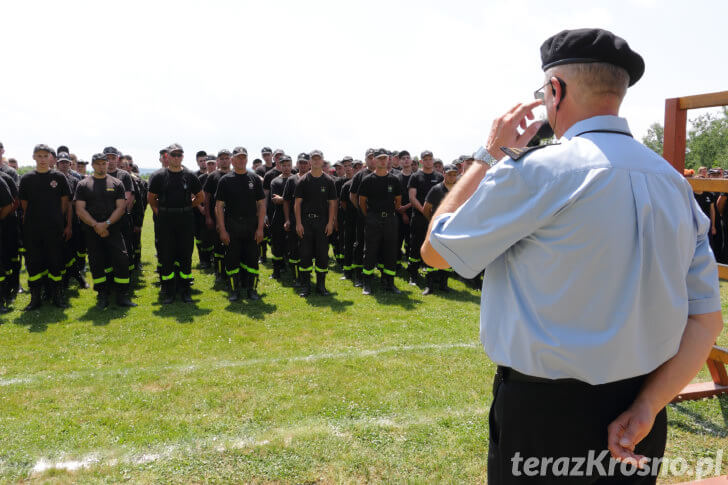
[0, 282, 11, 314]
[24, 286, 43, 311]
[438, 271, 450, 293]
[408, 264, 419, 286]
[96, 285, 110, 309]
[316, 271, 330, 296]
[353, 268, 363, 287]
[270, 261, 282, 280]
[116, 284, 137, 307]
[384, 275, 401, 294]
[247, 272, 261, 301]
[214, 258, 224, 284]
[259, 241, 268, 263]
[292, 263, 303, 288]
[161, 281, 175, 304]
[340, 269, 351, 280]
[74, 271, 89, 289]
[181, 281, 193, 303]
[228, 273, 241, 302]
[298, 272, 311, 297]
[52, 284, 69, 309]
[422, 271, 436, 296]
[362, 273, 373, 295]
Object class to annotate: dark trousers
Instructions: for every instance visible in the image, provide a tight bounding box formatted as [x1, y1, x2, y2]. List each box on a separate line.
[223, 216, 259, 278]
[408, 213, 427, 269]
[398, 212, 410, 264]
[84, 226, 130, 291]
[286, 218, 300, 266]
[342, 215, 356, 271]
[156, 210, 195, 286]
[352, 212, 366, 269]
[299, 215, 329, 273]
[270, 218, 287, 264]
[363, 212, 398, 276]
[120, 212, 134, 272]
[1, 216, 20, 289]
[24, 221, 65, 288]
[488, 367, 667, 484]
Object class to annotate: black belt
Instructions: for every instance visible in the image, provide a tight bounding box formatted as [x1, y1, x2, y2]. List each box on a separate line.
[497, 366, 584, 385]
[370, 211, 395, 218]
[159, 206, 192, 213]
[305, 213, 322, 219]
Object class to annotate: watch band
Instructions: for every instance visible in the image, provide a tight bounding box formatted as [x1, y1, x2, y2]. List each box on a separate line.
[473, 146, 497, 167]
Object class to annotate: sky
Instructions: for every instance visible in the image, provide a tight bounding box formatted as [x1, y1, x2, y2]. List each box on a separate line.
[1, 0, 727, 169]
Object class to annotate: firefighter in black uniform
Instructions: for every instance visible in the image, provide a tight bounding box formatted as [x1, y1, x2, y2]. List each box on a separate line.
[74, 153, 136, 308]
[0, 168, 20, 305]
[148, 144, 204, 304]
[395, 151, 414, 268]
[348, 149, 375, 287]
[339, 170, 357, 281]
[19, 144, 73, 310]
[406, 150, 443, 286]
[193, 150, 209, 265]
[214, 147, 266, 301]
[195, 157, 216, 269]
[294, 150, 337, 297]
[204, 149, 232, 284]
[358, 148, 403, 295]
[261, 149, 284, 262]
[421, 164, 458, 295]
[331, 160, 348, 269]
[129, 163, 148, 271]
[268, 155, 293, 280]
[282, 153, 310, 285]
[56, 152, 89, 289]
[0, 175, 15, 312]
[104, 147, 136, 276]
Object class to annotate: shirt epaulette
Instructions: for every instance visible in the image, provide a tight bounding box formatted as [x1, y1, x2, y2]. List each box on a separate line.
[501, 143, 560, 161]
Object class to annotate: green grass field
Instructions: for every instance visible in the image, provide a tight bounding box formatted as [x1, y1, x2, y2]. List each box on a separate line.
[0, 209, 726, 484]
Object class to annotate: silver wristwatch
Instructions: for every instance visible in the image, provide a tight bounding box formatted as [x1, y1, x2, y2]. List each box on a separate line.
[473, 146, 497, 167]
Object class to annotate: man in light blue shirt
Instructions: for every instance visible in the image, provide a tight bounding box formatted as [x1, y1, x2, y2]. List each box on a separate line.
[423, 28, 723, 484]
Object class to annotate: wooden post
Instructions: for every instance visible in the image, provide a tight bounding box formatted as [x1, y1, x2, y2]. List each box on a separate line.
[662, 97, 687, 173]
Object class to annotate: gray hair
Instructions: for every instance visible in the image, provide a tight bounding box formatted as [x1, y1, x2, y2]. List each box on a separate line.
[545, 62, 629, 99]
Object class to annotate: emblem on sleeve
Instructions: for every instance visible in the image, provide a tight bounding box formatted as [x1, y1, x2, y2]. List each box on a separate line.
[50, 180, 58, 188]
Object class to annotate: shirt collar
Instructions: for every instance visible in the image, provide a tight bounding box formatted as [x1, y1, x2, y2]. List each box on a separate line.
[561, 115, 632, 141]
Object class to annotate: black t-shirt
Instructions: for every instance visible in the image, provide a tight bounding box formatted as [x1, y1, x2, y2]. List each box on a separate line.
[74, 175, 126, 222]
[263, 168, 281, 191]
[350, 168, 373, 195]
[694, 192, 715, 219]
[0, 177, 13, 209]
[0, 172, 18, 199]
[270, 174, 291, 224]
[203, 170, 230, 218]
[283, 174, 302, 224]
[359, 172, 402, 213]
[148, 168, 202, 208]
[107, 169, 134, 193]
[396, 171, 412, 206]
[408, 170, 444, 206]
[0, 164, 19, 184]
[425, 182, 449, 214]
[294, 172, 337, 217]
[18, 169, 71, 226]
[334, 176, 348, 199]
[340, 179, 357, 219]
[215, 171, 264, 219]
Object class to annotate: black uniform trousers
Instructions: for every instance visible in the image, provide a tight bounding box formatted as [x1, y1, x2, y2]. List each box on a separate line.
[84, 225, 130, 292]
[270, 217, 287, 265]
[1, 215, 20, 291]
[332, 208, 344, 265]
[299, 214, 329, 274]
[63, 218, 83, 279]
[156, 208, 195, 287]
[398, 211, 410, 266]
[362, 212, 398, 277]
[488, 367, 667, 484]
[223, 216, 259, 283]
[120, 212, 135, 274]
[342, 214, 356, 272]
[352, 211, 366, 270]
[286, 217, 301, 277]
[408, 213, 428, 270]
[24, 221, 65, 289]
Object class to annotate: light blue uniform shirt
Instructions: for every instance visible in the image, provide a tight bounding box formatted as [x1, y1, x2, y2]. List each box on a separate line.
[430, 115, 721, 385]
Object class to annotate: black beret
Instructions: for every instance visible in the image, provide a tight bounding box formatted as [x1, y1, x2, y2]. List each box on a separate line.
[540, 28, 644, 86]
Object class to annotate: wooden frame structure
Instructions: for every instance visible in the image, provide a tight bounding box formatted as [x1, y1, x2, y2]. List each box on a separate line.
[663, 90, 728, 402]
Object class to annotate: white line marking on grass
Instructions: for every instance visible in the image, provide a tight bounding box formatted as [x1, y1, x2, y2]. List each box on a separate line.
[28, 405, 488, 476]
[0, 342, 480, 387]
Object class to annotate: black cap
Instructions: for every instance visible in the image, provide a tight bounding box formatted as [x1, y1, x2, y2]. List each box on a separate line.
[352, 159, 363, 166]
[77, 160, 89, 165]
[57, 145, 69, 154]
[365, 148, 375, 158]
[196, 150, 207, 158]
[167, 143, 183, 153]
[279, 155, 293, 163]
[372, 148, 389, 158]
[443, 164, 458, 173]
[103, 146, 120, 156]
[261, 147, 272, 154]
[232, 147, 248, 157]
[57, 152, 71, 162]
[309, 149, 323, 159]
[273, 149, 285, 157]
[434, 158, 443, 164]
[297, 152, 310, 162]
[420, 150, 433, 159]
[33, 143, 53, 154]
[217, 149, 232, 157]
[91, 153, 108, 162]
[540, 28, 644, 86]
[333, 161, 342, 167]
[159, 148, 169, 155]
[459, 154, 474, 162]
[206, 156, 217, 163]
[341, 155, 353, 162]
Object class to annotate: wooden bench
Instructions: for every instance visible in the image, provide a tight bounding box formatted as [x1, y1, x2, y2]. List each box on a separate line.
[672, 345, 728, 403]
